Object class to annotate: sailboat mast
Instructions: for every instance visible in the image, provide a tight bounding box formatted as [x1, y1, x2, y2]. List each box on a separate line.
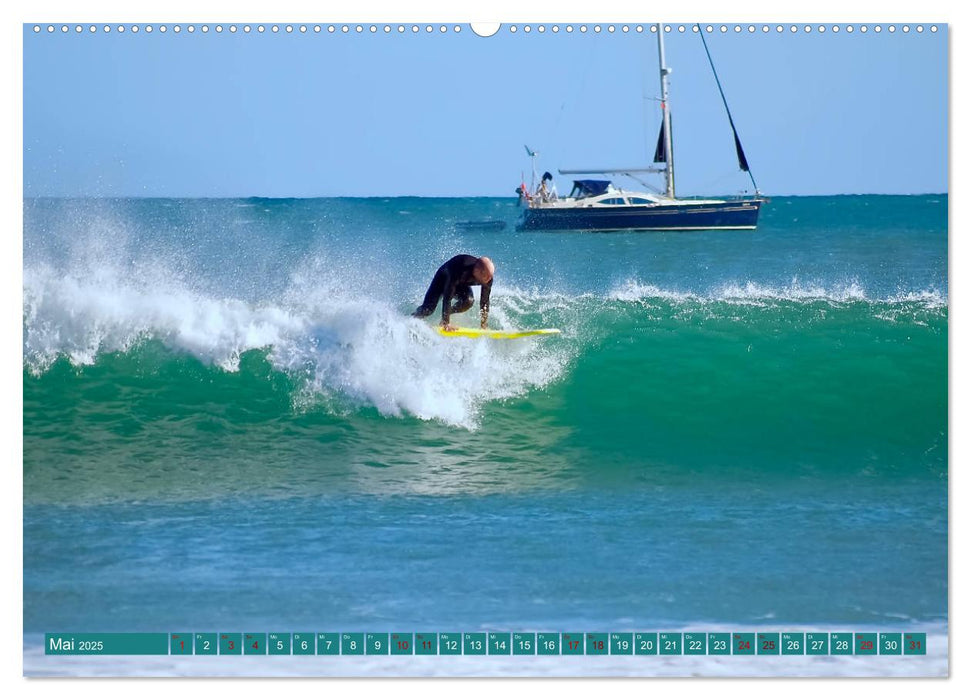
[656, 24, 675, 199]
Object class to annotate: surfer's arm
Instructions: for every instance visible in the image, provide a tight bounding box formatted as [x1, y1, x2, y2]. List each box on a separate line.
[479, 281, 491, 328]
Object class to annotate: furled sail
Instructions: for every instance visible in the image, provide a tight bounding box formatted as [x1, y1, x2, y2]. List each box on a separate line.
[733, 130, 750, 172]
[653, 120, 669, 163]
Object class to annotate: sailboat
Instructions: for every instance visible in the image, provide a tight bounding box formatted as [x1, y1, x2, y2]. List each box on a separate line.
[518, 24, 763, 232]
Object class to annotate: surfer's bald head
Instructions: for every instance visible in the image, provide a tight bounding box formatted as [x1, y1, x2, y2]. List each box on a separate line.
[475, 256, 495, 284]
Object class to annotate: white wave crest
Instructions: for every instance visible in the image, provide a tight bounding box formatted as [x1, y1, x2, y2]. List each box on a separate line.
[608, 278, 947, 307]
[608, 281, 699, 303]
[714, 280, 868, 303]
[885, 289, 949, 307]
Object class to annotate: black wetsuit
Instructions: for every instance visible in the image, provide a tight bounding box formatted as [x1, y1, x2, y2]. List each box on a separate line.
[413, 254, 492, 326]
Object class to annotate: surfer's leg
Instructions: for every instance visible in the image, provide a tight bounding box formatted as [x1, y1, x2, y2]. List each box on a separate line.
[413, 270, 446, 318]
[449, 285, 475, 314]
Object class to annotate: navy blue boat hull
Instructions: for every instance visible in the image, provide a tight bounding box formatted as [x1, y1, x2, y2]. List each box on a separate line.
[518, 198, 763, 231]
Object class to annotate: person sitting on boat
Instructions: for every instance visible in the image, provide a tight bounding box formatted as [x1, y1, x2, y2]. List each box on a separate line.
[537, 171, 557, 202]
[412, 254, 494, 331]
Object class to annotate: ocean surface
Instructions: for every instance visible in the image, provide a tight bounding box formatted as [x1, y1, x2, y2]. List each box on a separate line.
[23, 195, 948, 676]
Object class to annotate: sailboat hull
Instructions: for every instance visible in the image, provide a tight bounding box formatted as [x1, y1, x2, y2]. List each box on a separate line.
[518, 198, 763, 232]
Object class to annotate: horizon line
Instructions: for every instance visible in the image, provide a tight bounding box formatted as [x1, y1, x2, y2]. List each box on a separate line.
[22, 191, 950, 200]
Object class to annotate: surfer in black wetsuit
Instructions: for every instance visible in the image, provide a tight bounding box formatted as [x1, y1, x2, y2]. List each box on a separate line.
[413, 254, 495, 331]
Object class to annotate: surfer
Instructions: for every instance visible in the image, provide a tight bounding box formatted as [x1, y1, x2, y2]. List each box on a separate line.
[413, 254, 494, 331]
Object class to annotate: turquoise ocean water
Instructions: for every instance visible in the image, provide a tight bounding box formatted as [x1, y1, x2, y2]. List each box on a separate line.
[23, 195, 947, 668]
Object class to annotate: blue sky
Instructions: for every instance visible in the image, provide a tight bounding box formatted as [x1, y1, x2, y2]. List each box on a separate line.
[23, 22, 948, 197]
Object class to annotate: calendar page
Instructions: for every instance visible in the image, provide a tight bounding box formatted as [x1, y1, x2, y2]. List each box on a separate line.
[20, 5, 949, 680]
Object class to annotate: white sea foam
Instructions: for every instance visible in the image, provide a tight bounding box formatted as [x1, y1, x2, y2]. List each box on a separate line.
[608, 280, 698, 303]
[23, 263, 571, 429]
[885, 289, 949, 308]
[608, 278, 947, 307]
[715, 279, 868, 303]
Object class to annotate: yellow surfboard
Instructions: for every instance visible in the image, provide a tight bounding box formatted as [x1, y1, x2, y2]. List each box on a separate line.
[436, 327, 561, 339]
